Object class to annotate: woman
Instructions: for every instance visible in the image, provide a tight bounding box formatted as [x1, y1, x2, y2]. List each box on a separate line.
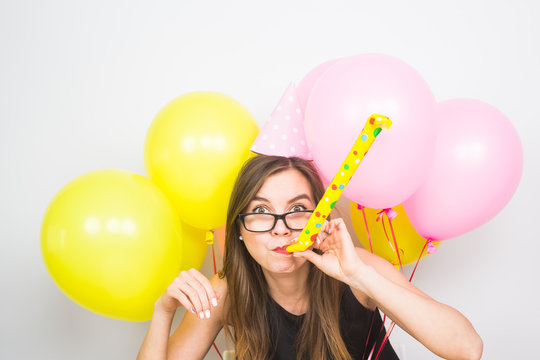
[138, 155, 483, 360]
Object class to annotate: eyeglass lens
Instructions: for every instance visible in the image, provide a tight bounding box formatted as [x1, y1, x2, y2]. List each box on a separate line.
[243, 212, 312, 232]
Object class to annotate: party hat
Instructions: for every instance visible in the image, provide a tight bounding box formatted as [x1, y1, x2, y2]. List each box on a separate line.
[250, 83, 312, 160]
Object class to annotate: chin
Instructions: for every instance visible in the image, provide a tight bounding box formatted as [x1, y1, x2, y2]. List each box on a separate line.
[267, 256, 308, 273]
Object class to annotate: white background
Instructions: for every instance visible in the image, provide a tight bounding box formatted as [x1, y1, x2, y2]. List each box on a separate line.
[1, 0, 538, 359]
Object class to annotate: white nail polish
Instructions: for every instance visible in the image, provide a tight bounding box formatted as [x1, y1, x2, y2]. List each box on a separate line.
[205, 310, 211, 319]
[199, 311, 204, 319]
[190, 307, 196, 314]
[212, 298, 218, 307]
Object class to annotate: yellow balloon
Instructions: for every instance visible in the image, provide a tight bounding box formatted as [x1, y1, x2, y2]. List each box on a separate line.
[178, 222, 209, 271]
[349, 201, 440, 266]
[41, 170, 183, 322]
[144, 92, 259, 230]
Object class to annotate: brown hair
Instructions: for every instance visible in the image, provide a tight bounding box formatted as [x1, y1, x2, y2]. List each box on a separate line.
[220, 155, 351, 360]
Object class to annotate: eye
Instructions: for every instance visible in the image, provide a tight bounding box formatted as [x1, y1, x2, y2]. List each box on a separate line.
[291, 204, 306, 212]
[253, 206, 269, 214]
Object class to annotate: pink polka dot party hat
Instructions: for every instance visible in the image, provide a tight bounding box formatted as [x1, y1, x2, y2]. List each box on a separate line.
[250, 83, 312, 160]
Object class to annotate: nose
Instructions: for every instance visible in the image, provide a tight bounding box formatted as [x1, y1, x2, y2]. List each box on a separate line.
[271, 217, 291, 236]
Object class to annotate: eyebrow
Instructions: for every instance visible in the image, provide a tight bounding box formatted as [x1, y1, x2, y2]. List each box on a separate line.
[251, 194, 312, 205]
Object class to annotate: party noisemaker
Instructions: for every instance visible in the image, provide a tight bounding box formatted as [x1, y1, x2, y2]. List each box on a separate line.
[286, 114, 392, 253]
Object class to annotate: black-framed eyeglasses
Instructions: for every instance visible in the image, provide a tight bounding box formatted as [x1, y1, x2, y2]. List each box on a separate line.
[238, 210, 314, 233]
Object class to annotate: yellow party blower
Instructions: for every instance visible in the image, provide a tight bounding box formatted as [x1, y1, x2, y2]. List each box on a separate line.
[286, 114, 392, 253]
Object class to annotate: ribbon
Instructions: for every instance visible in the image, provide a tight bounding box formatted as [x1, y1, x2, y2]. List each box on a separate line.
[357, 203, 374, 253]
[366, 214, 436, 359]
[373, 322, 396, 360]
[213, 343, 223, 360]
[376, 208, 403, 272]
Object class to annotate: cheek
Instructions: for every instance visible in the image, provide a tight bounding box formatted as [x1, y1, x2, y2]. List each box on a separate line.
[242, 236, 267, 258]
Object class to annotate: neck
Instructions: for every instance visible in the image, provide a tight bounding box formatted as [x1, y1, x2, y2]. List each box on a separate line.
[263, 264, 310, 315]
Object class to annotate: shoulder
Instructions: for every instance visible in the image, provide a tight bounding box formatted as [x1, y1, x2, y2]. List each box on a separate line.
[212, 273, 228, 297]
[210, 273, 230, 317]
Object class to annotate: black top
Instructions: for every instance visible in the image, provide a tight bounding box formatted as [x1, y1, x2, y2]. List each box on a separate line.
[266, 285, 400, 360]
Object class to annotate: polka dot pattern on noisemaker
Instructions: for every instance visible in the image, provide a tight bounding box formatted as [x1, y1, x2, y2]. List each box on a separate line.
[285, 114, 393, 253]
[249, 83, 312, 160]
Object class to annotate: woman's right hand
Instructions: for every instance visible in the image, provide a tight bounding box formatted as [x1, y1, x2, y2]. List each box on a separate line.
[155, 268, 220, 320]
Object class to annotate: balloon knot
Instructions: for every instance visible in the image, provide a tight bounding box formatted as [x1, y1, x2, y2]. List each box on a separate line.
[205, 230, 215, 245]
[356, 203, 365, 210]
[426, 239, 437, 254]
[376, 208, 398, 221]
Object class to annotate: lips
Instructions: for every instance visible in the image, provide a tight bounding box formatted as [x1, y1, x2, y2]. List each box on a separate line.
[272, 246, 291, 255]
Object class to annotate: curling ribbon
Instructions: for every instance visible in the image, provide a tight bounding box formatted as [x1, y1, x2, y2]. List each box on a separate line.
[373, 322, 396, 360]
[409, 239, 428, 282]
[368, 215, 433, 360]
[376, 209, 398, 253]
[357, 204, 374, 254]
[376, 208, 403, 272]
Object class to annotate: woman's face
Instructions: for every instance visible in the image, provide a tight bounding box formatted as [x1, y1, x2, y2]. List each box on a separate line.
[240, 168, 316, 275]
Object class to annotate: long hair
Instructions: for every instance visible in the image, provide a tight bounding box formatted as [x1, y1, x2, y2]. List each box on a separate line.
[220, 155, 351, 360]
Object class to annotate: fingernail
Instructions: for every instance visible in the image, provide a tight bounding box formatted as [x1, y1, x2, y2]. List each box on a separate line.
[211, 298, 218, 307]
[190, 307, 196, 314]
[205, 309, 211, 319]
[199, 311, 204, 319]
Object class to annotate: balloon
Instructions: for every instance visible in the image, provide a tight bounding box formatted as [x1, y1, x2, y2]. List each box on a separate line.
[403, 99, 523, 240]
[178, 222, 209, 271]
[144, 92, 259, 230]
[304, 54, 437, 209]
[41, 170, 183, 322]
[350, 202, 440, 266]
[296, 58, 341, 110]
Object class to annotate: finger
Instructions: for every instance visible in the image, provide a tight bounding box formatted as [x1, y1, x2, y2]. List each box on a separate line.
[320, 220, 332, 235]
[178, 272, 207, 319]
[188, 268, 218, 307]
[331, 220, 337, 234]
[293, 249, 323, 269]
[316, 230, 329, 244]
[177, 282, 204, 318]
[318, 241, 330, 253]
[333, 218, 347, 232]
[174, 288, 196, 314]
[315, 233, 335, 253]
[186, 278, 212, 319]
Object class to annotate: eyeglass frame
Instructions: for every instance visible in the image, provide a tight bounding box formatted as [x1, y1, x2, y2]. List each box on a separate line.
[238, 210, 314, 233]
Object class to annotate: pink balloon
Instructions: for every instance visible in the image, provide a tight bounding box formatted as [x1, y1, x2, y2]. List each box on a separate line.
[297, 59, 341, 110]
[403, 99, 523, 241]
[304, 54, 437, 208]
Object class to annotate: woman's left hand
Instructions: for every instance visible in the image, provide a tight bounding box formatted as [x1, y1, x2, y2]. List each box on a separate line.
[293, 218, 366, 285]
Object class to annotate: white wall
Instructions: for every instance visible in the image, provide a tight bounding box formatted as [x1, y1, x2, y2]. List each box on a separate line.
[1, 0, 538, 358]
